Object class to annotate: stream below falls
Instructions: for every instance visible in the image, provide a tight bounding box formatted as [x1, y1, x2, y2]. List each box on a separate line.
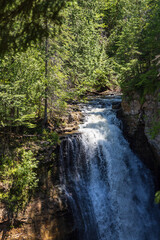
[59, 97, 160, 240]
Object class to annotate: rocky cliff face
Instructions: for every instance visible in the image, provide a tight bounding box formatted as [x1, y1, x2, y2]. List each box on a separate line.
[0, 187, 75, 240]
[0, 103, 84, 240]
[120, 90, 160, 187]
[0, 143, 76, 240]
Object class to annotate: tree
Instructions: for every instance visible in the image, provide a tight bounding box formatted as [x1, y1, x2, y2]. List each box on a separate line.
[50, 0, 115, 96]
[102, 0, 160, 95]
[0, 148, 38, 222]
[0, 47, 45, 128]
[0, 0, 69, 55]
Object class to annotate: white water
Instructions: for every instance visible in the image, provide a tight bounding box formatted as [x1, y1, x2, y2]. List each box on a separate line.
[60, 97, 160, 240]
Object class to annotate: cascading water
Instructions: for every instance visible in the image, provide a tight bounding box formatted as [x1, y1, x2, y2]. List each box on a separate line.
[59, 97, 160, 240]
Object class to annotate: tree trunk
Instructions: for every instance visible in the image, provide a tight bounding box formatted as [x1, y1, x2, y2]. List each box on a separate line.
[44, 36, 48, 127]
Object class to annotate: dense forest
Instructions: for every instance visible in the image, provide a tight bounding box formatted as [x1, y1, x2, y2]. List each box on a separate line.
[1, 0, 160, 129]
[0, 0, 160, 225]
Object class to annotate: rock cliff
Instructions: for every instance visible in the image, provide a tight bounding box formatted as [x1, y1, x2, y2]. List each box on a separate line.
[0, 143, 76, 240]
[0, 101, 85, 240]
[120, 90, 160, 187]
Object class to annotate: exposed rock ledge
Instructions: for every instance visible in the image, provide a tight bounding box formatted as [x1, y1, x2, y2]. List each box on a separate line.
[0, 143, 76, 240]
[57, 104, 84, 134]
[119, 90, 160, 187]
[0, 187, 74, 240]
[57, 89, 121, 134]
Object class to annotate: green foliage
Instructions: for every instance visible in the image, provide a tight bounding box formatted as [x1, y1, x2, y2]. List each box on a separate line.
[0, 0, 119, 131]
[155, 191, 160, 204]
[0, 149, 38, 215]
[1, 0, 159, 133]
[103, 0, 160, 95]
[150, 121, 160, 139]
[0, 0, 160, 225]
[0, 47, 45, 127]
[42, 129, 60, 144]
[50, 0, 113, 95]
[0, 0, 68, 55]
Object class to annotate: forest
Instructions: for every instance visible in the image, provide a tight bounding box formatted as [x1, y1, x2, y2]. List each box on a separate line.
[0, 0, 160, 230]
[0, 0, 160, 129]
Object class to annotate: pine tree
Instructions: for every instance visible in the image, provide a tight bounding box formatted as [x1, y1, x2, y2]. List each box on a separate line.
[0, 0, 68, 55]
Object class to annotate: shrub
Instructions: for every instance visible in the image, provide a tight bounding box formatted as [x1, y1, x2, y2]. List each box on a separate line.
[0, 148, 38, 218]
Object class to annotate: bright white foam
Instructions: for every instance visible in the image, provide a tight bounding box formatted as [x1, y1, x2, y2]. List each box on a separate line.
[60, 97, 160, 240]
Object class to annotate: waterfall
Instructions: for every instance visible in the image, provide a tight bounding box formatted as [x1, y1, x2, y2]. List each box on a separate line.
[59, 97, 160, 240]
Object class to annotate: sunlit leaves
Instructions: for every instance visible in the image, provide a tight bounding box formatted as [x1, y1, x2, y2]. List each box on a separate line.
[0, 149, 38, 213]
[0, 47, 45, 127]
[155, 191, 160, 204]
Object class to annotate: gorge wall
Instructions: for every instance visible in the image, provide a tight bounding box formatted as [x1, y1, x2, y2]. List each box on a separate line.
[0, 104, 83, 240]
[0, 144, 75, 240]
[119, 90, 160, 188]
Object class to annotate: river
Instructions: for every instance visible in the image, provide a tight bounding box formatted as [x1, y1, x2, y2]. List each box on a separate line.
[59, 96, 160, 240]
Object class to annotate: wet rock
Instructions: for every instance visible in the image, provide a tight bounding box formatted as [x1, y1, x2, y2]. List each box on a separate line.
[58, 105, 83, 134]
[112, 102, 121, 110]
[120, 90, 160, 188]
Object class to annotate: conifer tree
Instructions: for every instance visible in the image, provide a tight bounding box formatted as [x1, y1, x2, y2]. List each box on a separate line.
[0, 0, 68, 55]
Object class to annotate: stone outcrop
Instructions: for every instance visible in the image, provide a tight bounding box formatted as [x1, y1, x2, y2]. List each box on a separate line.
[0, 187, 74, 240]
[0, 143, 76, 240]
[0, 102, 84, 240]
[119, 90, 160, 187]
[57, 105, 83, 134]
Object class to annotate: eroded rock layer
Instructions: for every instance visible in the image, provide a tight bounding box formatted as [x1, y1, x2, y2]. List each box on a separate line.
[119, 90, 160, 187]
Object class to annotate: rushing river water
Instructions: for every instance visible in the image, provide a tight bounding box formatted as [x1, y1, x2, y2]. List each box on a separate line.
[59, 97, 160, 240]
